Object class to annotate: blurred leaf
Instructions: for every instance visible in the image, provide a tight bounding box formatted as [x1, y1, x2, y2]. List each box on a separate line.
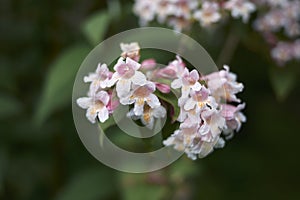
[121, 174, 168, 200]
[56, 168, 115, 200]
[169, 157, 198, 183]
[0, 94, 22, 119]
[155, 90, 180, 122]
[82, 11, 110, 46]
[34, 44, 90, 126]
[270, 67, 297, 101]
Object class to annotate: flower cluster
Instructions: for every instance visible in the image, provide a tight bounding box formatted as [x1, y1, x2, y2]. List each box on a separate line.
[133, 0, 256, 31]
[163, 62, 246, 160]
[133, 0, 300, 66]
[77, 42, 246, 159]
[253, 0, 300, 64]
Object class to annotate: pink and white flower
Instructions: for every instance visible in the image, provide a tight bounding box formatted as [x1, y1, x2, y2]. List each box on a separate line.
[193, 1, 221, 27]
[108, 57, 147, 98]
[224, 0, 256, 23]
[77, 90, 110, 123]
[84, 63, 112, 91]
[171, 69, 201, 98]
[120, 81, 160, 116]
[120, 42, 141, 61]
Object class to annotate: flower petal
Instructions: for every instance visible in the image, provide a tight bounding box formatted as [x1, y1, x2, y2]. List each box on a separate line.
[171, 78, 182, 89]
[131, 71, 147, 86]
[116, 79, 131, 97]
[97, 107, 109, 123]
[184, 98, 196, 110]
[147, 93, 160, 108]
[77, 97, 92, 109]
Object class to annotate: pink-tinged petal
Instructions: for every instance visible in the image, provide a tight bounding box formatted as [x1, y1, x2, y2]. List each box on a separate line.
[181, 85, 190, 98]
[131, 71, 147, 86]
[97, 107, 109, 123]
[191, 81, 201, 91]
[86, 107, 97, 123]
[171, 78, 182, 89]
[113, 57, 125, 71]
[116, 79, 131, 98]
[133, 99, 145, 116]
[147, 93, 160, 108]
[190, 69, 199, 81]
[77, 97, 92, 109]
[106, 73, 119, 87]
[184, 98, 196, 110]
[126, 57, 141, 70]
[155, 83, 171, 93]
[141, 59, 156, 70]
[156, 67, 177, 79]
[119, 95, 135, 105]
[96, 91, 109, 105]
[84, 73, 97, 83]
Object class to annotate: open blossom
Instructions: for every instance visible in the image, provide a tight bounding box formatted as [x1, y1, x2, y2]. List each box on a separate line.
[77, 91, 110, 123]
[127, 105, 166, 129]
[156, 55, 185, 79]
[120, 81, 160, 116]
[193, 1, 221, 26]
[224, 0, 256, 23]
[108, 57, 147, 98]
[133, 0, 158, 26]
[120, 42, 141, 61]
[84, 63, 112, 91]
[171, 69, 201, 99]
[203, 65, 244, 103]
[221, 103, 246, 133]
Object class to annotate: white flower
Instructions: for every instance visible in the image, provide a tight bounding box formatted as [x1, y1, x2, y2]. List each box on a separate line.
[120, 81, 160, 116]
[77, 90, 110, 123]
[193, 1, 221, 27]
[108, 57, 147, 98]
[171, 68, 201, 99]
[120, 42, 141, 61]
[225, 0, 256, 23]
[127, 105, 166, 129]
[203, 65, 244, 103]
[84, 63, 111, 91]
[133, 0, 158, 25]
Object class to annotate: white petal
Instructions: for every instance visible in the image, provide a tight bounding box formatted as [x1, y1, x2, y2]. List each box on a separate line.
[77, 97, 92, 109]
[171, 78, 182, 89]
[120, 95, 134, 105]
[184, 98, 196, 110]
[97, 107, 109, 123]
[131, 71, 147, 86]
[191, 82, 201, 91]
[152, 106, 166, 118]
[133, 100, 145, 116]
[96, 91, 109, 105]
[147, 93, 160, 108]
[86, 107, 97, 123]
[106, 73, 119, 87]
[84, 73, 97, 83]
[116, 79, 131, 98]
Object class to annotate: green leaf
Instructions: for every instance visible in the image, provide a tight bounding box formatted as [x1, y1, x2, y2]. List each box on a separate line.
[0, 94, 22, 119]
[121, 174, 168, 200]
[82, 11, 110, 46]
[34, 44, 90, 126]
[56, 168, 115, 200]
[270, 67, 297, 101]
[155, 90, 180, 122]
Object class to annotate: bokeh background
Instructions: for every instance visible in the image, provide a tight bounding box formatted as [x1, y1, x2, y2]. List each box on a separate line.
[1, 0, 300, 199]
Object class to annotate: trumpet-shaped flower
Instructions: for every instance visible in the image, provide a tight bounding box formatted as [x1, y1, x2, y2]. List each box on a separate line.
[120, 81, 160, 116]
[108, 57, 147, 98]
[84, 63, 112, 91]
[171, 69, 201, 98]
[77, 91, 110, 123]
[225, 0, 256, 23]
[120, 42, 141, 61]
[193, 1, 221, 26]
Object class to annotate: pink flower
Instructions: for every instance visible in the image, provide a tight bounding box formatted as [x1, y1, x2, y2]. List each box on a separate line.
[84, 63, 112, 92]
[155, 82, 171, 93]
[120, 42, 141, 61]
[77, 91, 110, 123]
[193, 1, 221, 27]
[108, 57, 147, 98]
[140, 59, 156, 70]
[120, 81, 160, 116]
[221, 103, 246, 132]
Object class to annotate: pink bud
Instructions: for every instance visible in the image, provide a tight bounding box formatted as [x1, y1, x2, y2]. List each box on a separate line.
[141, 59, 156, 70]
[155, 82, 171, 93]
[107, 91, 119, 113]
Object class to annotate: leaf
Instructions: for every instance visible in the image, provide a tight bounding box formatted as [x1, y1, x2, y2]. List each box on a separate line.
[82, 11, 110, 46]
[34, 44, 90, 126]
[270, 67, 297, 101]
[121, 174, 168, 200]
[56, 168, 115, 200]
[155, 90, 180, 122]
[0, 93, 22, 119]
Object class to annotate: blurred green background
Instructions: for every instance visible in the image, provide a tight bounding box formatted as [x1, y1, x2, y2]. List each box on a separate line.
[1, 0, 300, 199]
